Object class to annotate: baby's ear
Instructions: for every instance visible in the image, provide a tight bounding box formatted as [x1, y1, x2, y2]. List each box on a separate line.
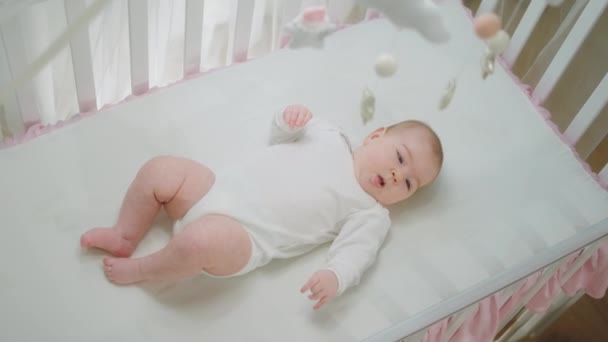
[364, 127, 386, 145]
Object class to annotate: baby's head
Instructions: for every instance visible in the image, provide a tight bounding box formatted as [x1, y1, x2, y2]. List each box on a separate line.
[353, 120, 443, 206]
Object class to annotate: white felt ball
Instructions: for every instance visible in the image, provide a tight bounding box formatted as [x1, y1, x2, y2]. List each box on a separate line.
[486, 30, 510, 55]
[374, 53, 398, 77]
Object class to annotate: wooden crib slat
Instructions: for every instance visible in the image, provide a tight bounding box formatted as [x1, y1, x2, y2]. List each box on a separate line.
[277, 0, 302, 48]
[578, 124, 608, 161]
[503, 1, 547, 65]
[270, 0, 280, 51]
[564, 73, 608, 145]
[65, 0, 98, 112]
[231, 0, 255, 63]
[0, 18, 38, 128]
[281, 0, 302, 26]
[532, 0, 608, 103]
[128, 0, 149, 95]
[184, 0, 205, 76]
[475, 0, 498, 16]
[0, 28, 24, 136]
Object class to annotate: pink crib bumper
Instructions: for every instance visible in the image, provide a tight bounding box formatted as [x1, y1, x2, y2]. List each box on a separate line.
[422, 241, 608, 342]
[421, 293, 501, 342]
[528, 242, 608, 312]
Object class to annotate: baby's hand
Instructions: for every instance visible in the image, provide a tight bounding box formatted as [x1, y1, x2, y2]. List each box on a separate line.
[283, 105, 313, 130]
[300, 270, 338, 310]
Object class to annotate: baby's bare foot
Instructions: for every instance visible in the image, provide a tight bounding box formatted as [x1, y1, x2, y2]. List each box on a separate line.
[103, 257, 146, 284]
[80, 227, 135, 257]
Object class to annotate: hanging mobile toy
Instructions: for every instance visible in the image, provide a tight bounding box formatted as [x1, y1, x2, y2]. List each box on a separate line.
[356, 0, 450, 43]
[374, 53, 398, 78]
[473, 11, 510, 80]
[438, 11, 510, 111]
[480, 30, 510, 79]
[438, 79, 456, 111]
[284, 6, 337, 49]
[356, 0, 450, 123]
[361, 86, 376, 124]
[361, 51, 399, 124]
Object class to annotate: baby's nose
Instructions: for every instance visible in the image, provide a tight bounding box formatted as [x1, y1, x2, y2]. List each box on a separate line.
[391, 169, 399, 184]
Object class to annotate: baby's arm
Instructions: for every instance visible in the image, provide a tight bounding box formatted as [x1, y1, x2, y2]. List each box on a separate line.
[269, 105, 313, 145]
[301, 205, 391, 309]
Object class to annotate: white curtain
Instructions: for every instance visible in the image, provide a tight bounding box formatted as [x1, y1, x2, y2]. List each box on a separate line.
[0, 0, 77, 128]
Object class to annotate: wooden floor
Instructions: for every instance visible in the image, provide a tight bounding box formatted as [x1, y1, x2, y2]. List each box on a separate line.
[520, 294, 608, 342]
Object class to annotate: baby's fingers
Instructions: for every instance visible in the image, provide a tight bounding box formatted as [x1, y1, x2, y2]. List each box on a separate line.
[288, 113, 298, 129]
[308, 288, 325, 300]
[313, 296, 329, 310]
[301, 276, 319, 294]
[297, 111, 312, 127]
[304, 111, 312, 124]
[295, 111, 307, 127]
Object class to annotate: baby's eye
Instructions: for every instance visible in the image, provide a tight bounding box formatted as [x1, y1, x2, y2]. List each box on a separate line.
[397, 151, 403, 164]
[405, 179, 411, 190]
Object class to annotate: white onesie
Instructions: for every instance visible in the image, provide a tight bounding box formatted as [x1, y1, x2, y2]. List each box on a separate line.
[175, 110, 391, 295]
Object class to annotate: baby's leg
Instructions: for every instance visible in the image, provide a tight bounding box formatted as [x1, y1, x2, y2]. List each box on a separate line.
[103, 214, 252, 284]
[81, 156, 215, 257]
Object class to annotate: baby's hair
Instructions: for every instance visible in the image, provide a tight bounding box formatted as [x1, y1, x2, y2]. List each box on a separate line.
[386, 120, 444, 171]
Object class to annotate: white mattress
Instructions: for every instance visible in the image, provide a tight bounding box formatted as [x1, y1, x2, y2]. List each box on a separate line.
[1, 3, 607, 341]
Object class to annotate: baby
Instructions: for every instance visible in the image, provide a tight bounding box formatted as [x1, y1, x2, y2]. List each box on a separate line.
[81, 104, 443, 310]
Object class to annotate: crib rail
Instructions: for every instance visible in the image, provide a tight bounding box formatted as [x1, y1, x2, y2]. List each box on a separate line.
[367, 218, 608, 342]
[65, 0, 97, 112]
[184, 0, 205, 76]
[128, 0, 149, 95]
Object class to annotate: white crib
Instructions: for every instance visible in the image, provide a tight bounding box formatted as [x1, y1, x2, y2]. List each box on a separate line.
[1, 1, 607, 341]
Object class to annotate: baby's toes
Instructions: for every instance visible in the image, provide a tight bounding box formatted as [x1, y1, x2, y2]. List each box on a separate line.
[103, 258, 114, 277]
[103, 257, 114, 267]
[104, 265, 112, 278]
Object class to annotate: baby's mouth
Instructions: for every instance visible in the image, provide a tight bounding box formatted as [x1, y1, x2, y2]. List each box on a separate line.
[376, 175, 385, 188]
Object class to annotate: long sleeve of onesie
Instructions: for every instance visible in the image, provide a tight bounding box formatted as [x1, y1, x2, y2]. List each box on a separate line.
[325, 205, 391, 295]
[269, 107, 305, 144]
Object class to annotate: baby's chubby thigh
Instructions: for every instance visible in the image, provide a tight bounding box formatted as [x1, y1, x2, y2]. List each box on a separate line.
[179, 214, 253, 277]
[135, 155, 217, 221]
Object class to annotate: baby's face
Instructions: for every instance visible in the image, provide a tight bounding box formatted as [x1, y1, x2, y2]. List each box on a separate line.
[353, 125, 440, 206]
